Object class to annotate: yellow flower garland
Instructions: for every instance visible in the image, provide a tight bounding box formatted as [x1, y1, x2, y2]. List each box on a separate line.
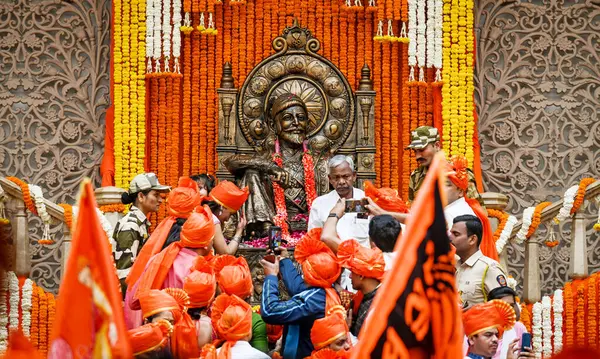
[441, 0, 475, 165]
[113, 0, 146, 188]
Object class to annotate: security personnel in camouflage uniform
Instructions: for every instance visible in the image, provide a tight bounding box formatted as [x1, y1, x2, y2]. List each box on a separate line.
[406, 126, 482, 204]
[113, 173, 170, 296]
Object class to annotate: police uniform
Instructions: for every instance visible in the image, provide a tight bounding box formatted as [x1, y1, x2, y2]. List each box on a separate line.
[456, 250, 508, 309]
[112, 173, 170, 295]
[406, 126, 483, 205]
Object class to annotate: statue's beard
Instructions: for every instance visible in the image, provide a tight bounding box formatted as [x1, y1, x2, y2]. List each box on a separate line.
[278, 131, 306, 146]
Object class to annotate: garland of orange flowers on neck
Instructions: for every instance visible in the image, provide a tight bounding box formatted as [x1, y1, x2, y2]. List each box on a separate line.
[272, 140, 318, 237]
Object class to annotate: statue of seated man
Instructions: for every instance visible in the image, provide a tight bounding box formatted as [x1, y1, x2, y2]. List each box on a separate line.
[224, 92, 321, 235]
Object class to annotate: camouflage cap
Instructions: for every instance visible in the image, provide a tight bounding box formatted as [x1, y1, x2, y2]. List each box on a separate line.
[129, 173, 171, 194]
[405, 126, 440, 150]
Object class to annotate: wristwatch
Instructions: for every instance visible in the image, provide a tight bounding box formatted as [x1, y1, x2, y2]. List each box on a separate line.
[328, 213, 340, 219]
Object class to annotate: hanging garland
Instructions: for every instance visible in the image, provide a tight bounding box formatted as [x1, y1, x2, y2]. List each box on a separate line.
[553, 289, 563, 353]
[20, 278, 34, 337]
[526, 201, 552, 239]
[29, 184, 53, 245]
[555, 185, 579, 223]
[520, 302, 532, 334]
[30, 283, 39, 348]
[588, 274, 597, 348]
[572, 178, 596, 214]
[532, 302, 543, 355]
[541, 296, 552, 358]
[576, 283, 586, 346]
[487, 209, 517, 255]
[564, 281, 574, 347]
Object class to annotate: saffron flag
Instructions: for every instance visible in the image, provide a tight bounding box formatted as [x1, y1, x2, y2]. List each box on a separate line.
[49, 180, 132, 358]
[351, 153, 463, 359]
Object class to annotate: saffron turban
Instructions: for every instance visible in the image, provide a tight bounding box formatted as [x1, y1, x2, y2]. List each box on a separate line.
[307, 348, 350, 359]
[209, 180, 249, 212]
[139, 288, 188, 322]
[310, 312, 349, 351]
[171, 309, 200, 359]
[133, 207, 216, 301]
[463, 300, 516, 338]
[184, 257, 217, 308]
[364, 181, 409, 214]
[128, 321, 172, 356]
[294, 228, 342, 288]
[213, 254, 254, 299]
[127, 177, 202, 285]
[337, 239, 386, 280]
[211, 294, 253, 358]
[447, 155, 498, 261]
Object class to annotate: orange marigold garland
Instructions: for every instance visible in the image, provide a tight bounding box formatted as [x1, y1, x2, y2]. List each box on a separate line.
[37, 286, 47, 355]
[526, 201, 552, 239]
[564, 281, 574, 347]
[520, 302, 532, 334]
[390, 41, 399, 189]
[571, 178, 596, 215]
[58, 203, 73, 230]
[576, 282, 586, 346]
[6, 177, 37, 215]
[302, 141, 317, 211]
[182, 29, 193, 174]
[191, 26, 201, 174]
[99, 203, 127, 214]
[46, 292, 55, 346]
[488, 209, 509, 242]
[588, 275, 597, 348]
[272, 141, 290, 238]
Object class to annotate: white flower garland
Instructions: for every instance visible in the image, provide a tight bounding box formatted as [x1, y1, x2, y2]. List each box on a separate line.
[433, 0, 443, 79]
[532, 302, 543, 355]
[7, 271, 19, 332]
[162, 0, 172, 72]
[496, 214, 518, 254]
[407, 0, 417, 75]
[553, 289, 563, 353]
[507, 276, 518, 291]
[426, 0, 435, 68]
[152, 0, 162, 70]
[20, 278, 33, 337]
[71, 206, 114, 241]
[145, 0, 154, 72]
[515, 206, 535, 244]
[541, 296, 553, 357]
[29, 184, 52, 242]
[555, 185, 578, 223]
[415, 0, 426, 71]
[172, 0, 182, 73]
[0, 273, 8, 353]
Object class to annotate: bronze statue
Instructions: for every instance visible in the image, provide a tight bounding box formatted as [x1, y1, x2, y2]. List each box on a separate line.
[224, 93, 323, 235]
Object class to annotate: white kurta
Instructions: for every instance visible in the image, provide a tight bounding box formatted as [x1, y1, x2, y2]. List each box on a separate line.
[216, 341, 270, 359]
[444, 197, 476, 230]
[308, 188, 370, 290]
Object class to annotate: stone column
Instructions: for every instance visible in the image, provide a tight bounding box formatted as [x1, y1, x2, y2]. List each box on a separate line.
[481, 192, 510, 269]
[11, 197, 30, 277]
[95, 186, 126, 228]
[568, 203, 588, 279]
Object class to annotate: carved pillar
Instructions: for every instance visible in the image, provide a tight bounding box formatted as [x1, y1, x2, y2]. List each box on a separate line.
[354, 64, 376, 188]
[95, 186, 126, 228]
[569, 204, 588, 279]
[60, 232, 71, 281]
[523, 239, 541, 302]
[12, 198, 30, 276]
[481, 192, 510, 269]
[216, 62, 239, 182]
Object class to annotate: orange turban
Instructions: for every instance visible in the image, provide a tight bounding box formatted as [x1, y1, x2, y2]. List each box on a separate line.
[447, 155, 498, 261]
[127, 177, 202, 286]
[337, 239, 386, 280]
[463, 300, 516, 338]
[307, 348, 350, 359]
[133, 207, 216, 301]
[213, 255, 254, 299]
[211, 294, 253, 358]
[209, 180, 249, 211]
[184, 257, 217, 308]
[1, 331, 42, 359]
[311, 313, 349, 351]
[295, 229, 342, 288]
[128, 321, 172, 356]
[139, 288, 188, 322]
[171, 310, 200, 358]
[364, 181, 409, 214]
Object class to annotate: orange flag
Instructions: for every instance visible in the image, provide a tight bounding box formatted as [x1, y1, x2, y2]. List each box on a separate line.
[351, 153, 463, 359]
[49, 180, 132, 358]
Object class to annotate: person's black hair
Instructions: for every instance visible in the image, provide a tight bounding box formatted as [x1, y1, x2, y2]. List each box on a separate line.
[488, 286, 517, 301]
[190, 174, 216, 193]
[201, 198, 222, 216]
[121, 188, 152, 206]
[368, 214, 402, 252]
[135, 345, 174, 359]
[161, 217, 187, 250]
[187, 307, 207, 321]
[453, 214, 483, 246]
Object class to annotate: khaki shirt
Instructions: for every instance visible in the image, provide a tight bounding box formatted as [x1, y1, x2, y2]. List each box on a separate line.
[408, 165, 483, 205]
[456, 250, 508, 309]
[112, 205, 150, 287]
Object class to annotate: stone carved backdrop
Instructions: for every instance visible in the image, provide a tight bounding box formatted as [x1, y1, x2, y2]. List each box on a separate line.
[0, 0, 110, 292]
[475, 0, 600, 295]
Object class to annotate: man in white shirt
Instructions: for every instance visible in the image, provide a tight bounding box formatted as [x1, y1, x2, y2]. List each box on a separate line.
[444, 177, 476, 229]
[308, 155, 370, 248]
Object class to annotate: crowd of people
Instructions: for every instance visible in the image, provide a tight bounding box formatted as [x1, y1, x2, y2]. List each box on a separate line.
[92, 125, 548, 359]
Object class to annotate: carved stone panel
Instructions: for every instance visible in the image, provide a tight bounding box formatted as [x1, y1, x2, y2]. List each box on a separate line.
[475, 0, 600, 295]
[0, 0, 111, 292]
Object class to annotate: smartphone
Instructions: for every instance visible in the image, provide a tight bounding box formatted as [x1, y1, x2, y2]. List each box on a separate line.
[345, 199, 368, 213]
[269, 226, 282, 251]
[521, 333, 532, 351]
[263, 254, 276, 263]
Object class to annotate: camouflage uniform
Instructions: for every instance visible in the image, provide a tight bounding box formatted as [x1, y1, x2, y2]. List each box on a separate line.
[112, 173, 170, 295]
[112, 205, 150, 293]
[406, 126, 483, 205]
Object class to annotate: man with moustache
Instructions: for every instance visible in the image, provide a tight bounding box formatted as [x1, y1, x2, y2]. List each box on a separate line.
[308, 155, 369, 290]
[406, 126, 482, 204]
